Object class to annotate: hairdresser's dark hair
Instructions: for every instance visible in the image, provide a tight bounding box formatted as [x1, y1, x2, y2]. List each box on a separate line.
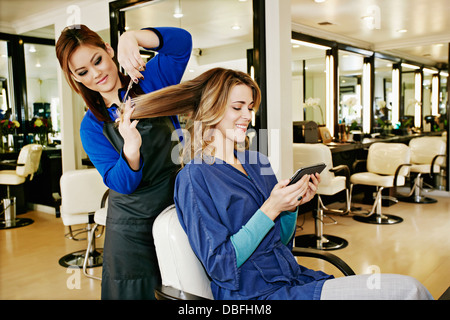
[56, 24, 140, 122]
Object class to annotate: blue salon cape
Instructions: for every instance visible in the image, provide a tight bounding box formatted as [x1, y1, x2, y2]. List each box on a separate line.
[174, 151, 333, 300]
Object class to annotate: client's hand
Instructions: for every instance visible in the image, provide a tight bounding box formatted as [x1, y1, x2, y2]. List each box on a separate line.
[261, 174, 314, 221]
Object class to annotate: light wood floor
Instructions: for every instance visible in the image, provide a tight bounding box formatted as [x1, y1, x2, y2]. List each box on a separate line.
[1, 193, 449, 300]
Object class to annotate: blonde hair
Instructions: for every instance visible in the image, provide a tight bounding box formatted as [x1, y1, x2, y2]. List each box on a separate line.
[131, 67, 261, 164]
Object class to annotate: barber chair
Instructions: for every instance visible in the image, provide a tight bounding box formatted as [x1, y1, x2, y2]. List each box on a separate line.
[153, 205, 355, 300]
[58, 169, 108, 271]
[397, 137, 446, 203]
[293, 143, 350, 250]
[0, 144, 42, 229]
[350, 143, 410, 225]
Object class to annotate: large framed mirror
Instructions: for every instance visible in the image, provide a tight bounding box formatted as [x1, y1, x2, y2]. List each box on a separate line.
[373, 57, 393, 134]
[291, 40, 328, 125]
[401, 63, 420, 129]
[338, 50, 364, 131]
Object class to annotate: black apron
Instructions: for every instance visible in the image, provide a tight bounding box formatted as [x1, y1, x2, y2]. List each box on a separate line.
[101, 116, 181, 300]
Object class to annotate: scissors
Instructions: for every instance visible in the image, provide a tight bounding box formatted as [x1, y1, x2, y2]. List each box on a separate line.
[122, 78, 134, 103]
[115, 79, 134, 122]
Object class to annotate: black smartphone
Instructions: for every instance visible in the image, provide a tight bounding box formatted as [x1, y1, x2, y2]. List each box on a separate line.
[287, 162, 326, 186]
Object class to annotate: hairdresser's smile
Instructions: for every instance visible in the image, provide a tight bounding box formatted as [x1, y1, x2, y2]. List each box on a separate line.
[96, 75, 109, 85]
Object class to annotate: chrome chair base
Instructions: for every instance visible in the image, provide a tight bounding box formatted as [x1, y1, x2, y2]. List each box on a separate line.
[398, 195, 437, 204]
[58, 248, 103, 268]
[295, 234, 348, 251]
[353, 213, 403, 225]
[0, 217, 34, 229]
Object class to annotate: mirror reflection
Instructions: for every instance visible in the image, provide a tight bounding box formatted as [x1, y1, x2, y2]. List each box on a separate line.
[291, 41, 327, 125]
[338, 50, 364, 130]
[24, 42, 60, 144]
[373, 58, 393, 134]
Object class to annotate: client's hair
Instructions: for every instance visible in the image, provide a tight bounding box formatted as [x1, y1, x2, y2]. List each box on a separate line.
[131, 67, 261, 164]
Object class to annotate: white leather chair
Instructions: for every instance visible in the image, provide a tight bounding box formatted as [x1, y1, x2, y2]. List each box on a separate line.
[398, 136, 446, 203]
[350, 142, 410, 225]
[153, 205, 355, 300]
[0, 144, 42, 229]
[153, 205, 213, 300]
[293, 143, 350, 250]
[58, 169, 108, 271]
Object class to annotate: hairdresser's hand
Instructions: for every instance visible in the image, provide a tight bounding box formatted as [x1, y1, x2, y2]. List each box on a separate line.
[117, 31, 146, 83]
[261, 174, 312, 221]
[118, 98, 141, 170]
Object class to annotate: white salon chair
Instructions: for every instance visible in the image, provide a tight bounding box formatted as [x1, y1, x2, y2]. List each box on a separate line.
[58, 169, 108, 271]
[293, 143, 350, 250]
[350, 142, 411, 225]
[0, 144, 42, 229]
[398, 136, 446, 203]
[82, 189, 108, 280]
[153, 205, 355, 300]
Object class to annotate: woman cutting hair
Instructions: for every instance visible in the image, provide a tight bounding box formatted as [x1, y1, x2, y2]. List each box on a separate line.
[130, 67, 432, 300]
[56, 24, 192, 299]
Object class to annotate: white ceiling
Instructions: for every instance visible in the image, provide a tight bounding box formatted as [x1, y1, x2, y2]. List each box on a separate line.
[0, 0, 449, 81]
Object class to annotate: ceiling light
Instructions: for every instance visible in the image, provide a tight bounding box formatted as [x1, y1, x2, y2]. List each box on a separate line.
[314, 0, 326, 3]
[35, 62, 41, 68]
[29, 45, 36, 53]
[401, 63, 420, 70]
[231, 25, 241, 30]
[291, 39, 330, 50]
[397, 29, 408, 33]
[173, 0, 183, 19]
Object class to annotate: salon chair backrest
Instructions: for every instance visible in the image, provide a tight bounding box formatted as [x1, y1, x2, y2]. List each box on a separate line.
[16, 144, 43, 179]
[293, 143, 334, 186]
[409, 137, 446, 166]
[59, 169, 108, 226]
[153, 205, 214, 300]
[367, 143, 410, 176]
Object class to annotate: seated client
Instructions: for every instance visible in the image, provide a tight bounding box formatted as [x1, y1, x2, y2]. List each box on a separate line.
[130, 67, 433, 300]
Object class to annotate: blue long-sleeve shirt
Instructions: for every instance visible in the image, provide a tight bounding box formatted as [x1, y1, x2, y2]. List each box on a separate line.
[80, 27, 192, 194]
[174, 151, 333, 300]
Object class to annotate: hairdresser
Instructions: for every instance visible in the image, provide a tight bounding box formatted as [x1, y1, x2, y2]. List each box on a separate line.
[56, 25, 192, 300]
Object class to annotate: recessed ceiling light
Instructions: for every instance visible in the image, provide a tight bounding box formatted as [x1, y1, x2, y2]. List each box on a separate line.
[314, 0, 326, 3]
[231, 25, 241, 30]
[173, 13, 183, 18]
[397, 29, 408, 33]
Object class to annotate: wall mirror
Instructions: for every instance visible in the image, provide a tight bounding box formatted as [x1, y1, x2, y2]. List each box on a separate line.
[338, 50, 364, 130]
[291, 40, 328, 125]
[400, 64, 420, 127]
[373, 58, 393, 133]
